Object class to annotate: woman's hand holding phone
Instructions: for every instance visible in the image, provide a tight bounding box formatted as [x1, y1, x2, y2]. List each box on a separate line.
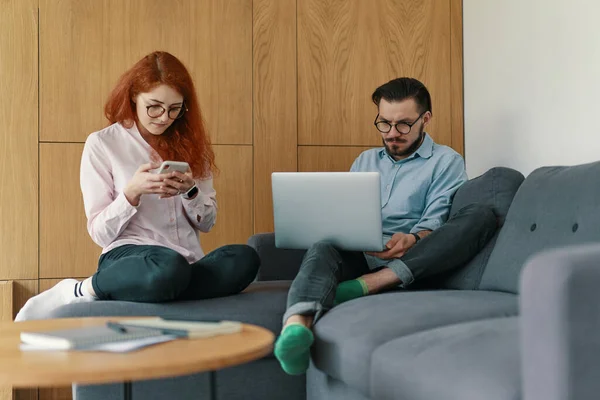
[123, 163, 172, 206]
[159, 170, 195, 199]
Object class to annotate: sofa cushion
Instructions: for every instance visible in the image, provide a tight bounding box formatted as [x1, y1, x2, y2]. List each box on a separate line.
[449, 167, 524, 225]
[308, 362, 371, 400]
[311, 290, 518, 396]
[428, 167, 524, 290]
[49, 281, 290, 345]
[370, 317, 520, 400]
[481, 161, 600, 293]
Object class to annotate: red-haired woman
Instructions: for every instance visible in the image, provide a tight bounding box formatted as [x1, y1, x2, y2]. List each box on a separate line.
[15, 51, 260, 321]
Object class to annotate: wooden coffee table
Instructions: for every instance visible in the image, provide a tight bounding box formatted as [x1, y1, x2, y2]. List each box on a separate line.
[0, 317, 274, 400]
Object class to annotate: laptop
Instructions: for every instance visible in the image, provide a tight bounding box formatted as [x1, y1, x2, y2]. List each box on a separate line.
[271, 172, 384, 251]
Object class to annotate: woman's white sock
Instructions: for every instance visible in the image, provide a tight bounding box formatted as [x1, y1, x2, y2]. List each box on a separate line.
[14, 278, 96, 322]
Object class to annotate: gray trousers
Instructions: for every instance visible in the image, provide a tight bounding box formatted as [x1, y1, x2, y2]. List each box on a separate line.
[283, 204, 497, 323]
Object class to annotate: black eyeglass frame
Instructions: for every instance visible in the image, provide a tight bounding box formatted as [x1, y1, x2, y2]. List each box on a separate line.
[373, 110, 428, 134]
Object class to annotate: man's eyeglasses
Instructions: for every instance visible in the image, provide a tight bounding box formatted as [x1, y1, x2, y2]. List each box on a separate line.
[146, 102, 187, 120]
[374, 110, 427, 134]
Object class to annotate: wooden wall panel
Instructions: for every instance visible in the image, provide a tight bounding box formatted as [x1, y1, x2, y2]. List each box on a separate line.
[39, 0, 252, 145]
[15, 389, 38, 400]
[39, 144, 101, 279]
[12, 280, 39, 319]
[0, 0, 38, 280]
[298, 0, 452, 147]
[200, 146, 253, 253]
[253, 0, 297, 233]
[1, 8, 40, 399]
[298, 146, 372, 172]
[450, 0, 464, 156]
[12, 281, 39, 400]
[0, 279, 10, 400]
[38, 388, 70, 400]
[1, 283, 14, 400]
[0, 282, 13, 322]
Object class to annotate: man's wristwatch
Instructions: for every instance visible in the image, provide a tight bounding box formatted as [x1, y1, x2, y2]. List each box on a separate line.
[181, 185, 199, 200]
[411, 232, 421, 244]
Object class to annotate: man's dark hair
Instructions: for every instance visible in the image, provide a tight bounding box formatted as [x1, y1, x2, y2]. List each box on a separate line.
[371, 77, 432, 114]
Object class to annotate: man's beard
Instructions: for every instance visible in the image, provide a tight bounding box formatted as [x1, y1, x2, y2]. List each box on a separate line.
[383, 125, 425, 160]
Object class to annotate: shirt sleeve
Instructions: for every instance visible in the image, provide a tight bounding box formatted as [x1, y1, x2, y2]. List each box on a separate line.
[182, 176, 218, 233]
[80, 134, 138, 248]
[411, 153, 467, 233]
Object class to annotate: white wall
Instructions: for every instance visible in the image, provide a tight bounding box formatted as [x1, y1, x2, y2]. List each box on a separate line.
[464, 0, 600, 178]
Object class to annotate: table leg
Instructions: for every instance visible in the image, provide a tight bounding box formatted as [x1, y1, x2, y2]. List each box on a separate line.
[209, 371, 217, 400]
[123, 381, 132, 400]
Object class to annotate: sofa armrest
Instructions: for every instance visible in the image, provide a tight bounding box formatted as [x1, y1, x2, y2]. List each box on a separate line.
[520, 243, 600, 400]
[247, 233, 306, 281]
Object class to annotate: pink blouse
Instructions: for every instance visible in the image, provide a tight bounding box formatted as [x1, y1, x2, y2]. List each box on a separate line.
[80, 122, 217, 263]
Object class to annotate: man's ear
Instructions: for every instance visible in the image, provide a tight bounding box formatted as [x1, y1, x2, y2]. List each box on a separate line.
[422, 111, 432, 127]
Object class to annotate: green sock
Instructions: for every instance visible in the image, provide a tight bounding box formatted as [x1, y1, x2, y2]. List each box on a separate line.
[274, 323, 314, 375]
[334, 278, 369, 305]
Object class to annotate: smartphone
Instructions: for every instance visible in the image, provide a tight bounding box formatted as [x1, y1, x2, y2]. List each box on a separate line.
[155, 161, 190, 175]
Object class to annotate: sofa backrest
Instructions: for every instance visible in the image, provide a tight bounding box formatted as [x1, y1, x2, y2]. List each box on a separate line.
[480, 161, 600, 293]
[249, 233, 306, 281]
[429, 167, 524, 290]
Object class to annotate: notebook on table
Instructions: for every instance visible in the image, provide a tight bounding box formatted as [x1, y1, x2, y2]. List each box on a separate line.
[19, 318, 242, 352]
[20, 325, 175, 352]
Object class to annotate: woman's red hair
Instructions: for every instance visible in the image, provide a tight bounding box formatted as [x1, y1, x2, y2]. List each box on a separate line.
[104, 51, 216, 179]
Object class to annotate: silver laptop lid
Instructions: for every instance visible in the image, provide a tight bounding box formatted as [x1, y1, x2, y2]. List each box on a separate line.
[272, 172, 383, 252]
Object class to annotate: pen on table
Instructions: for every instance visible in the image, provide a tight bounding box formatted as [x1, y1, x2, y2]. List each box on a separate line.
[160, 316, 221, 322]
[106, 321, 188, 338]
[106, 321, 129, 333]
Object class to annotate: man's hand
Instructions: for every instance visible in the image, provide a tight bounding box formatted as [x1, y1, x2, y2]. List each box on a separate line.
[366, 232, 416, 260]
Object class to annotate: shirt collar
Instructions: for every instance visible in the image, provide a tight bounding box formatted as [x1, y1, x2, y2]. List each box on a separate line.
[379, 133, 434, 162]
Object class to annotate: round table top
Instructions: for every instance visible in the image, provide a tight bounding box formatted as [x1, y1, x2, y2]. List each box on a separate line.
[0, 317, 274, 387]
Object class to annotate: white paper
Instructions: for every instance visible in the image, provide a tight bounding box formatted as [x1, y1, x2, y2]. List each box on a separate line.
[20, 334, 177, 353]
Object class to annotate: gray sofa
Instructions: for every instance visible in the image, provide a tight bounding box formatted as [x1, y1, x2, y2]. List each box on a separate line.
[50, 162, 600, 400]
